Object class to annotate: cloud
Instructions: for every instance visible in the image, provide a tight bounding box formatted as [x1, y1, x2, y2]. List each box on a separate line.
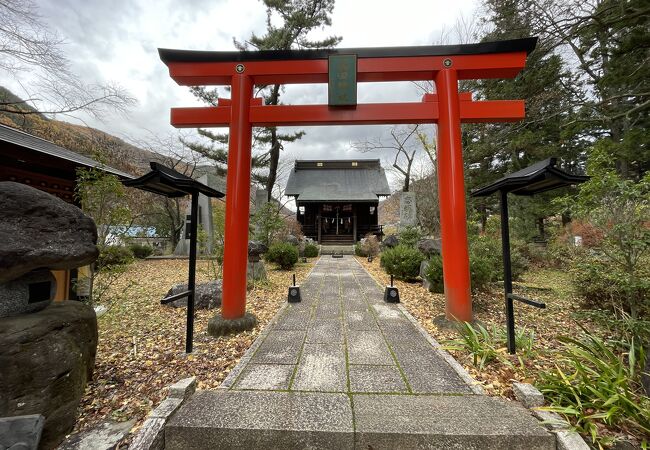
[14, 0, 478, 192]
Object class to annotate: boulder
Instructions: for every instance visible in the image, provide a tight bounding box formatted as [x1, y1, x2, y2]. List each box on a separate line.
[285, 235, 299, 246]
[163, 280, 222, 309]
[382, 235, 399, 249]
[247, 241, 268, 263]
[417, 238, 442, 256]
[0, 182, 98, 283]
[0, 301, 98, 449]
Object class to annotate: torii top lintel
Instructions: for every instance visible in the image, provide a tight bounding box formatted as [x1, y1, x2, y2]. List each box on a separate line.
[159, 37, 537, 128]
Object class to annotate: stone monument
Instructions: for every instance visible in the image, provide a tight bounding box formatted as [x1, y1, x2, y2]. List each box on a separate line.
[399, 191, 417, 228]
[0, 182, 99, 449]
[174, 174, 216, 256]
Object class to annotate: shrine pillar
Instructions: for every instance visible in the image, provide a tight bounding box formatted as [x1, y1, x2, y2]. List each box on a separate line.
[221, 73, 253, 319]
[435, 67, 472, 322]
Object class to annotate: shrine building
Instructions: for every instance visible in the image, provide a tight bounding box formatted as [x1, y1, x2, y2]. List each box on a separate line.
[286, 159, 390, 245]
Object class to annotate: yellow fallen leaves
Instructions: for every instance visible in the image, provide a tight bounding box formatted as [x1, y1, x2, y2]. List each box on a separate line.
[74, 257, 316, 441]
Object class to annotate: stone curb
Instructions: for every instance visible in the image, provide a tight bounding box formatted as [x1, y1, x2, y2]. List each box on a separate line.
[129, 377, 196, 450]
[513, 383, 590, 450]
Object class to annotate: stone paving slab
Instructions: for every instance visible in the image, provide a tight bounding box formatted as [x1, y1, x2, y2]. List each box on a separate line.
[166, 256, 553, 449]
[353, 394, 555, 450]
[232, 363, 293, 390]
[250, 330, 305, 365]
[292, 343, 347, 392]
[166, 391, 354, 450]
[347, 330, 394, 365]
[348, 364, 408, 393]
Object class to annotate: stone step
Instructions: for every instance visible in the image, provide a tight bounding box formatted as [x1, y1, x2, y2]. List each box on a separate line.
[165, 391, 555, 450]
[320, 244, 355, 255]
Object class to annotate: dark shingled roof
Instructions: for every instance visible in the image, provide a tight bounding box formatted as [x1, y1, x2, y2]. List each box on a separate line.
[471, 158, 589, 197]
[286, 159, 391, 202]
[0, 124, 134, 179]
[123, 162, 224, 198]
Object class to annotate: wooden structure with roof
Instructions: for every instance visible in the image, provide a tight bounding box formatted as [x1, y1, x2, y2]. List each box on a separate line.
[0, 124, 133, 203]
[0, 124, 134, 301]
[286, 159, 390, 245]
[472, 157, 588, 353]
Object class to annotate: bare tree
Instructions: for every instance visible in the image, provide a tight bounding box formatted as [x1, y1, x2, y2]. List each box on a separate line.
[129, 132, 207, 249]
[353, 125, 421, 192]
[0, 0, 135, 117]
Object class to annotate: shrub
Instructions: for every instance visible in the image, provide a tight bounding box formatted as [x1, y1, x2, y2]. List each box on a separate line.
[469, 234, 529, 283]
[303, 243, 319, 258]
[571, 252, 650, 317]
[423, 255, 444, 293]
[265, 242, 299, 270]
[398, 226, 423, 248]
[538, 330, 649, 447]
[354, 242, 366, 257]
[129, 243, 153, 259]
[97, 245, 133, 270]
[421, 235, 529, 293]
[469, 253, 495, 292]
[380, 244, 424, 280]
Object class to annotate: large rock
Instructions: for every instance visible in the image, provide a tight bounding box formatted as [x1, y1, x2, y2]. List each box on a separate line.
[0, 182, 99, 283]
[0, 301, 98, 449]
[163, 281, 222, 309]
[417, 238, 442, 256]
[285, 235, 299, 246]
[382, 235, 399, 249]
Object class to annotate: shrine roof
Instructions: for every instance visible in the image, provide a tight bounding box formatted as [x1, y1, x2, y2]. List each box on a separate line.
[159, 37, 537, 64]
[471, 158, 589, 197]
[123, 162, 224, 198]
[286, 159, 390, 202]
[0, 123, 134, 180]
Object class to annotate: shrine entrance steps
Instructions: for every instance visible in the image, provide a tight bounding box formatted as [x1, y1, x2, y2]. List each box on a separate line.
[320, 243, 355, 255]
[320, 234, 355, 245]
[165, 256, 554, 449]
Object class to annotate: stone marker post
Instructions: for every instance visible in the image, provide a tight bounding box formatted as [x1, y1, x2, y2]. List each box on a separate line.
[399, 191, 417, 229]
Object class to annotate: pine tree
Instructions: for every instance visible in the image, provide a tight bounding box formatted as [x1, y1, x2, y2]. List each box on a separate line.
[186, 0, 341, 199]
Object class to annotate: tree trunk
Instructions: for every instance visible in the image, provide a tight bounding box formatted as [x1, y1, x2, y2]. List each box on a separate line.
[265, 84, 282, 201]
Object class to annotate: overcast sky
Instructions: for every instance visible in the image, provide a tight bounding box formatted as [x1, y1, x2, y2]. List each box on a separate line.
[9, 0, 481, 190]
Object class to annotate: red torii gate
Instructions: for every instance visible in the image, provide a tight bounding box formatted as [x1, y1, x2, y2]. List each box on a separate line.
[159, 37, 537, 325]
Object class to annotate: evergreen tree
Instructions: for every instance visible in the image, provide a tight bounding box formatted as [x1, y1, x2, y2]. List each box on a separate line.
[528, 0, 650, 179]
[465, 0, 582, 236]
[186, 0, 341, 199]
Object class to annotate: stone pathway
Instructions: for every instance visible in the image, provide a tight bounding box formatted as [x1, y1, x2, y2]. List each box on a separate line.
[166, 256, 554, 449]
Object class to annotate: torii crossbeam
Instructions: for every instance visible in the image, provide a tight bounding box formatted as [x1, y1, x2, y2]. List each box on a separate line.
[159, 37, 537, 326]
